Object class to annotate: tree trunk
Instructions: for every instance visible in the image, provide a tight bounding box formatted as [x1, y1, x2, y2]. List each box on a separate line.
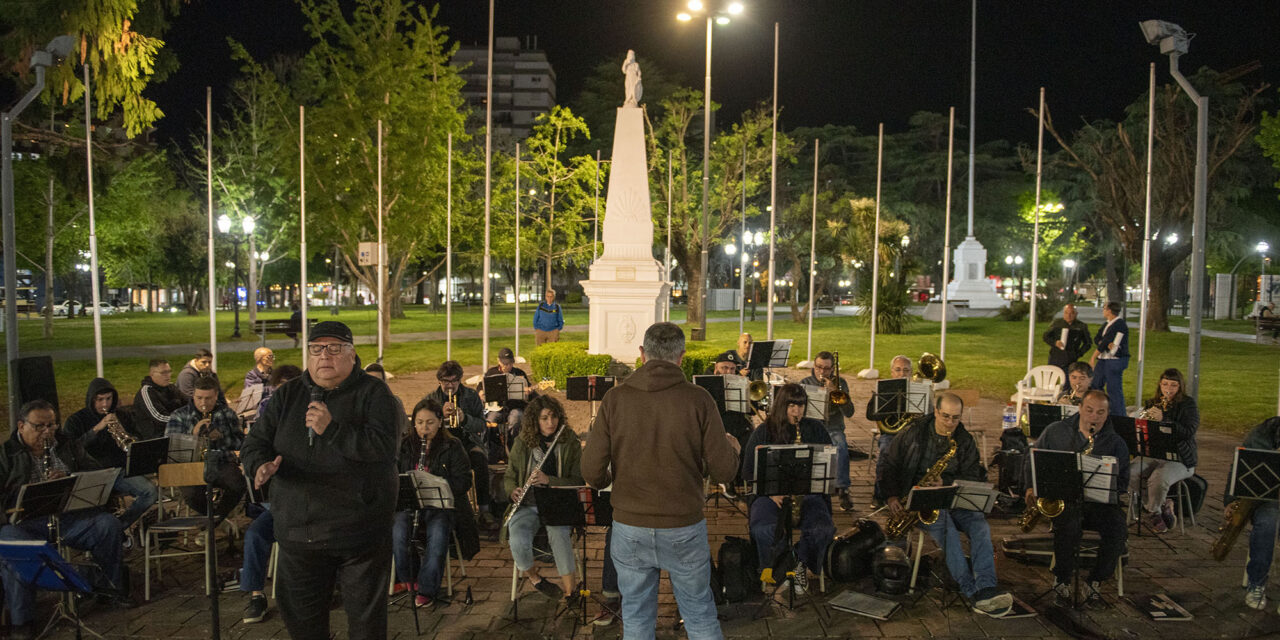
[1146, 266, 1172, 332]
[1104, 249, 1122, 306]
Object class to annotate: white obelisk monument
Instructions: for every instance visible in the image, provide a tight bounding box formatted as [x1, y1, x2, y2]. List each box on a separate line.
[581, 51, 670, 361]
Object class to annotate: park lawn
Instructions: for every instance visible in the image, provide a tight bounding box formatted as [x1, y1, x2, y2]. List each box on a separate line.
[1, 306, 742, 352]
[1166, 316, 1260, 334]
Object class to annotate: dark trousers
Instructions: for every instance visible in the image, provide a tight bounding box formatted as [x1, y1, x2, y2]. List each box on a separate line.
[1052, 502, 1127, 584]
[1090, 357, 1129, 416]
[276, 537, 392, 640]
[465, 445, 490, 510]
[749, 495, 835, 574]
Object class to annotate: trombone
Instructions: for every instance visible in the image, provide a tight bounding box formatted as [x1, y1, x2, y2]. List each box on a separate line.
[827, 351, 850, 405]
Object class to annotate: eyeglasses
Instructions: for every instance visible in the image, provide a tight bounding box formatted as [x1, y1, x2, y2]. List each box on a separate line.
[438, 377, 461, 385]
[23, 422, 57, 431]
[263, 354, 276, 360]
[307, 343, 350, 356]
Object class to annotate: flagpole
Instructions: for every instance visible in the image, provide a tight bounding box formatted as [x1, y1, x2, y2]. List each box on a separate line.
[84, 64, 103, 376]
[206, 87, 217, 372]
[1026, 88, 1045, 374]
[859, 124, 884, 379]
[300, 106, 308, 368]
[940, 106, 955, 360]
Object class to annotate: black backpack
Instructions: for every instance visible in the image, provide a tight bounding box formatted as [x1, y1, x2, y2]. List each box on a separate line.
[825, 519, 886, 583]
[717, 536, 759, 603]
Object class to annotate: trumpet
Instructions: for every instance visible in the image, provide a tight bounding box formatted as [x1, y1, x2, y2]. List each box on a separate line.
[198, 411, 212, 461]
[447, 391, 461, 430]
[826, 352, 849, 405]
[104, 413, 136, 452]
[1137, 396, 1172, 421]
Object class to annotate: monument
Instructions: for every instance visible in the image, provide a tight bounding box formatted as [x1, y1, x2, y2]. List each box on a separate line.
[581, 52, 670, 362]
[946, 236, 1005, 309]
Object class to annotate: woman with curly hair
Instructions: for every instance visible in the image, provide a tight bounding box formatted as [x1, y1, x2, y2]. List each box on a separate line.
[503, 395, 582, 606]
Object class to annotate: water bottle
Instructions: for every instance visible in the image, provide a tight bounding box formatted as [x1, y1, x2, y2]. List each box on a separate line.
[1002, 404, 1017, 431]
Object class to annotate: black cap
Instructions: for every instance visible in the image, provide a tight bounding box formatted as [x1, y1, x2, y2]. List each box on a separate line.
[716, 350, 741, 364]
[310, 320, 354, 344]
[497, 347, 515, 361]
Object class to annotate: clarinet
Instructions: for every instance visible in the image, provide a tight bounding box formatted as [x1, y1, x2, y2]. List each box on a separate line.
[417, 435, 429, 471]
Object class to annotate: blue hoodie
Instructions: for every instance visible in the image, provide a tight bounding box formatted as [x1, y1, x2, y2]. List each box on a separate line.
[533, 301, 564, 331]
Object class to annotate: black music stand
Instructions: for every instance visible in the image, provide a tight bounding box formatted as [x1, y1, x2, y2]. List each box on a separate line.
[1027, 405, 1069, 440]
[566, 376, 614, 427]
[532, 486, 615, 633]
[693, 375, 747, 514]
[11, 475, 99, 639]
[124, 437, 170, 477]
[1124, 417, 1180, 549]
[1030, 448, 1120, 609]
[392, 473, 453, 634]
[750, 444, 832, 622]
[1230, 448, 1280, 502]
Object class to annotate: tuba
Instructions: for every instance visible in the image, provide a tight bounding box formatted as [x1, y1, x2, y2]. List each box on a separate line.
[914, 353, 947, 385]
[885, 437, 957, 538]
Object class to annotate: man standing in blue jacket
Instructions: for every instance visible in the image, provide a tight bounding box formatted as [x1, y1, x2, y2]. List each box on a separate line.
[1090, 301, 1129, 416]
[533, 289, 564, 346]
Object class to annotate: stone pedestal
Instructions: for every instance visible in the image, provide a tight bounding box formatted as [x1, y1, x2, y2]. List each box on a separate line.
[580, 106, 670, 362]
[945, 236, 1006, 309]
[922, 302, 960, 322]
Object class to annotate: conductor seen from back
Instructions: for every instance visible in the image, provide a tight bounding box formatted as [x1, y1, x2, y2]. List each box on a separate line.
[582, 322, 741, 640]
[240, 321, 400, 640]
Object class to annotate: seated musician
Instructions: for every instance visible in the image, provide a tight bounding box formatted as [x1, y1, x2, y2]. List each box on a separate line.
[166, 376, 246, 518]
[391, 397, 473, 608]
[1023, 390, 1128, 608]
[1230, 416, 1280, 610]
[710, 353, 754, 497]
[735, 333, 763, 381]
[504, 395, 582, 607]
[1130, 368, 1198, 534]
[882, 392, 1013, 617]
[365, 363, 408, 437]
[1, 401, 133, 637]
[480, 347, 535, 449]
[425, 360, 497, 529]
[742, 383, 835, 596]
[62, 377, 159, 531]
[1057, 362, 1093, 406]
[866, 354, 913, 507]
[800, 351, 855, 511]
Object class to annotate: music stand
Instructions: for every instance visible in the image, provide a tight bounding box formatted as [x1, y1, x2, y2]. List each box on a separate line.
[1230, 448, 1280, 502]
[566, 376, 615, 427]
[65, 468, 118, 512]
[391, 472, 455, 633]
[1125, 417, 1181, 547]
[11, 476, 76, 525]
[124, 437, 170, 477]
[750, 444, 832, 621]
[693, 375, 727, 414]
[0, 541, 97, 639]
[801, 385, 829, 422]
[166, 434, 199, 463]
[1027, 405, 1068, 440]
[529, 486, 615, 631]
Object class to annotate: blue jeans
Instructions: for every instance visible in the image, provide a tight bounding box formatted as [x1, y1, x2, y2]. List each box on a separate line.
[1247, 501, 1280, 589]
[1, 511, 123, 626]
[919, 508, 997, 600]
[828, 428, 851, 490]
[507, 505, 575, 576]
[1091, 357, 1129, 416]
[749, 495, 835, 574]
[113, 474, 159, 529]
[873, 432, 896, 503]
[612, 519, 721, 640]
[601, 526, 619, 598]
[392, 509, 454, 597]
[241, 507, 275, 593]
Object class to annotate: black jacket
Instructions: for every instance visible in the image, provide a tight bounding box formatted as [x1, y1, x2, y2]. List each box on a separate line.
[1042, 317, 1091, 368]
[741, 418, 832, 489]
[63, 377, 139, 469]
[425, 386, 487, 450]
[132, 376, 184, 440]
[1094, 317, 1130, 359]
[240, 358, 400, 548]
[397, 431, 479, 558]
[1, 428, 101, 524]
[1024, 414, 1130, 495]
[881, 415, 986, 501]
[1143, 396, 1199, 468]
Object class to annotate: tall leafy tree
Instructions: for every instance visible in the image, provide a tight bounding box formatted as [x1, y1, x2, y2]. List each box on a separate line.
[519, 105, 599, 290]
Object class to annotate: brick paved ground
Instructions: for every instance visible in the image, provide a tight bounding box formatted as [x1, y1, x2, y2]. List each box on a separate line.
[23, 376, 1280, 639]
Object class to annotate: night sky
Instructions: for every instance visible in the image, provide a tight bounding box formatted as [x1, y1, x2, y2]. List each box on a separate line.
[148, 1, 1280, 149]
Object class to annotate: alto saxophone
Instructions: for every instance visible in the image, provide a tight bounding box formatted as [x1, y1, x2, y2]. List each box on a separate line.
[1214, 498, 1259, 562]
[878, 413, 916, 435]
[1019, 433, 1093, 532]
[885, 437, 957, 538]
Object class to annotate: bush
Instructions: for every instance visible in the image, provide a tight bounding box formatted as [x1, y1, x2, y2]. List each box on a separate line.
[855, 280, 915, 334]
[998, 295, 1058, 323]
[528, 342, 613, 388]
[634, 345, 724, 381]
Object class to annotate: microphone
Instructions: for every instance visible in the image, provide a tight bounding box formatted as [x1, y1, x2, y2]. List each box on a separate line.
[309, 386, 324, 446]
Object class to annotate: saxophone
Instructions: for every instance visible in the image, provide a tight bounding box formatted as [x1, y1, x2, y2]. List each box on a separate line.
[878, 413, 916, 435]
[885, 437, 957, 538]
[1019, 434, 1093, 532]
[1214, 498, 1259, 562]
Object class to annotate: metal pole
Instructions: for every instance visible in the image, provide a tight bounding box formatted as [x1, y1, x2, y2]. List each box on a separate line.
[1167, 53, 1207, 398]
[739, 136, 747, 335]
[446, 132, 453, 360]
[1136, 64, 1155, 407]
[207, 87, 217, 373]
[698, 15, 712, 342]
[300, 106, 308, 368]
[862, 123, 884, 379]
[376, 119, 384, 363]
[514, 142, 520, 360]
[1026, 87, 1045, 375]
[666, 149, 673, 322]
[481, 0, 494, 368]
[966, 0, 976, 238]
[766, 21, 779, 339]
[3, 63, 47, 424]
[940, 107, 955, 360]
[84, 64, 103, 377]
[805, 139, 819, 364]
[594, 149, 600, 262]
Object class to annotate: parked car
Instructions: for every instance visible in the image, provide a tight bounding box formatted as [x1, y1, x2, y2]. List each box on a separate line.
[113, 302, 146, 313]
[51, 300, 82, 317]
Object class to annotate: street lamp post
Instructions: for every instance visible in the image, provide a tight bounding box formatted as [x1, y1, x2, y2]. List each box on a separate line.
[218, 214, 255, 338]
[1062, 258, 1077, 302]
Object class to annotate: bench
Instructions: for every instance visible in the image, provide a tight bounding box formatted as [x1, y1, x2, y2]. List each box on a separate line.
[253, 318, 318, 346]
[1256, 317, 1280, 345]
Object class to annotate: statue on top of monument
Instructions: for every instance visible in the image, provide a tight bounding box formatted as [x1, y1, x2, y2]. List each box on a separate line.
[622, 49, 643, 108]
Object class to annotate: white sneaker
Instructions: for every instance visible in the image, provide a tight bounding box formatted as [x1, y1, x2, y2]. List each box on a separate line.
[1246, 585, 1267, 610]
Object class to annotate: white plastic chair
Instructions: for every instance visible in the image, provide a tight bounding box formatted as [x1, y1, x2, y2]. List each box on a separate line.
[1012, 366, 1066, 421]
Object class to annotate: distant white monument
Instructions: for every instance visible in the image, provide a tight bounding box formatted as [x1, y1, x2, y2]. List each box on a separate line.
[581, 53, 669, 361]
[946, 237, 1005, 309]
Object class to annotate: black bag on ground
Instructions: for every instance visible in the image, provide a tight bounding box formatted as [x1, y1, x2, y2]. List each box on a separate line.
[825, 519, 886, 583]
[717, 536, 758, 603]
[1176, 474, 1208, 515]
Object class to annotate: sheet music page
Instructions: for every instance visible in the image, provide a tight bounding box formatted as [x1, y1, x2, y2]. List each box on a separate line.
[1060, 328, 1069, 347]
[1080, 455, 1117, 503]
[409, 470, 454, 510]
[1110, 332, 1125, 356]
[507, 374, 525, 401]
[809, 445, 836, 493]
[723, 375, 751, 413]
[952, 479, 998, 512]
[802, 385, 829, 421]
[67, 468, 120, 511]
[1062, 404, 1080, 417]
[906, 381, 933, 414]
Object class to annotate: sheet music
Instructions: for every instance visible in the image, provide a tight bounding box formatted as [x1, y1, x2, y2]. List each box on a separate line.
[722, 375, 751, 413]
[506, 374, 526, 401]
[768, 339, 793, 368]
[806, 444, 836, 493]
[951, 479, 998, 513]
[1060, 328, 1069, 347]
[65, 468, 120, 511]
[168, 434, 199, 463]
[1110, 332, 1125, 356]
[1080, 454, 1118, 504]
[1062, 404, 1080, 417]
[801, 384, 829, 421]
[905, 380, 933, 414]
[408, 470, 454, 510]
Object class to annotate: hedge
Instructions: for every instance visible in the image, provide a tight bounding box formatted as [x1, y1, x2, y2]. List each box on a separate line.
[633, 345, 724, 380]
[528, 342, 613, 388]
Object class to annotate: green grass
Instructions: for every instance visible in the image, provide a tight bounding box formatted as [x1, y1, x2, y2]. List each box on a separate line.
[1166, 316, 1259, 334]
[5, 311, 1274, 439]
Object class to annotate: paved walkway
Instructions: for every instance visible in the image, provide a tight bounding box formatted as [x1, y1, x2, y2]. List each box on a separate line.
[1169, 324, 1258, 344]
[31, 376, 1275, 639]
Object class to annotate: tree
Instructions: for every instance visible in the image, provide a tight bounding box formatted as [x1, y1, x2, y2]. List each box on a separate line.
[1042, 68, 1266, 330]
[837, 197, 913, 334]
[519, 106, 599, 290]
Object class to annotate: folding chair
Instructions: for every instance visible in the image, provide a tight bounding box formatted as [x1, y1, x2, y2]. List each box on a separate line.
[143, 462, 214, 601]
[389, 531, 468, 598]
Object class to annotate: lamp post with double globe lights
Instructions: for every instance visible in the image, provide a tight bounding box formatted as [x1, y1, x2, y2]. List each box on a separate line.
[218, 213, 256, 338]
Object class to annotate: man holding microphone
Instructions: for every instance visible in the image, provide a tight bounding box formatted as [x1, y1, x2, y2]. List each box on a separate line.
[241, 321, 399, 640]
